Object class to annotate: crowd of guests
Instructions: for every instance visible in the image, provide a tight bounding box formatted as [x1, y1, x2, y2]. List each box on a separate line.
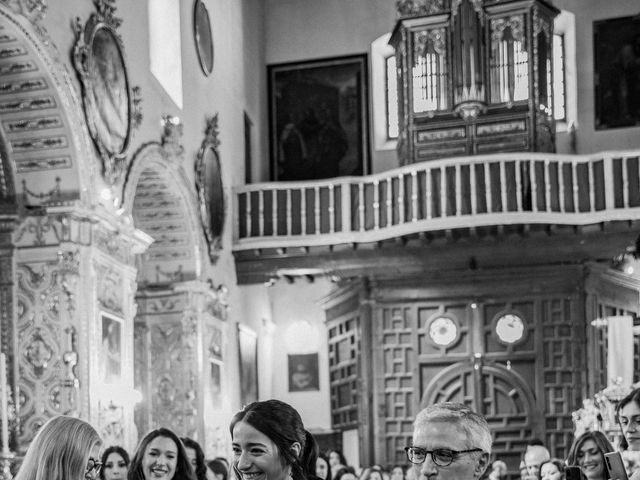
[9, 386, 640, 480]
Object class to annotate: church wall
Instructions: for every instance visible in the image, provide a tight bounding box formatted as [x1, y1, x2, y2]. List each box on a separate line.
[264, 0, 640, 172]
[17, 0, 268, 450]
[258, 279, 334, 431]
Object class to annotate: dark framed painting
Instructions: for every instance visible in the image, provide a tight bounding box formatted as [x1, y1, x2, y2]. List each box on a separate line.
[594, 16, 640, 129]
[237, 325, 258, 406]
[195, 115, 224, 262]
[194, 0, 214, 75]
[268, 54, 370, 181]
[100, 312, 122, 384]
[288, 353, 319, 392]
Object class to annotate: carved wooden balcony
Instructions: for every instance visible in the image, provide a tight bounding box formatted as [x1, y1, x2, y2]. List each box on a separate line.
[232, 150, 640, 283]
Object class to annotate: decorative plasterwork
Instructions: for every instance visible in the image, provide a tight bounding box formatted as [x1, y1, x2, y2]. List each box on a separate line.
[0, 0, 47, 26]
[0, 5, 92, 206]
[124, 137, 204, 286]
[397, 0, 445, 17]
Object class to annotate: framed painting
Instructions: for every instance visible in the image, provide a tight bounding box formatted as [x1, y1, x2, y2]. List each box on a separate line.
[237, 325, 258, 406]
[100, 312, 122, 384]
[288, 353, 319, 392]
[268, 54, 370, 181]
[195, 115, 224, 262]
[73, 1, 141, 184]
[194, 0, 214, 75]
[594, 16, 640, 129]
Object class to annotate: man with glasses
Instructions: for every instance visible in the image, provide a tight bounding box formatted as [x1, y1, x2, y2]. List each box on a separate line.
[405, 402, 491, 480]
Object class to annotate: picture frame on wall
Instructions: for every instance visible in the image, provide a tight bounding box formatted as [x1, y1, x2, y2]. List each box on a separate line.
[288, 353, 319, 392]
[100, 312, 122, 385]
[594, 15, 640, 129]
[237, 325, 258, 406]
[268, 54, 370, 181]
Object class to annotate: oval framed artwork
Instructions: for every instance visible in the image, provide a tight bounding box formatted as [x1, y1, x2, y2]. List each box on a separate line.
[195, 115, 224, 261]
[194, 0, 214, 75]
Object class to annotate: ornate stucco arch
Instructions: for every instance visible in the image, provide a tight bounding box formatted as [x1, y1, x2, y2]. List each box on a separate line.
[0, 3, 99, 207]
[122, 127, 206, 282]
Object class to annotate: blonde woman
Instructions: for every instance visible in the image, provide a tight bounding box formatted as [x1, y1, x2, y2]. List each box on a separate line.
[15, 415, 102, 480]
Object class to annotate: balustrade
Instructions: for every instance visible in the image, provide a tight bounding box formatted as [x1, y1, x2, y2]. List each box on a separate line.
[233, 151, 640, 250]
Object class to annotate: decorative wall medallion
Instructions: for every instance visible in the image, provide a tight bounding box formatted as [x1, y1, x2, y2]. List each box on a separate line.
[195, 114, 224, 262]
[194, 0, 214, 75]
[72, 0, 142, 185]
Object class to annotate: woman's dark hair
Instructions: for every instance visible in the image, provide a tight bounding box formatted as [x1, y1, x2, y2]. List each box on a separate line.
[566, 430, 614, 479]
[316, 453, 332, 480]
[100, 446, 130, 480]
[334, 467, 356, 480]
[616, 387, 640, 431]
[539, 458, 565, 478]
[327, 450, 348, 467]
[128, 428, 196, 480]
[181, 437, 207, 480]
[207, 459, 229, 480]
[230, 399, 319, 480]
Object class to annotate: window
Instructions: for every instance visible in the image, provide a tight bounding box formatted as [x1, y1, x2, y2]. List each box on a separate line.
[385, 54, 399, 139]
[490, 17, 529, 104]
[412, 29, 448, 113]
[553, 33, 566, 122]
[149, 0, 183, 108]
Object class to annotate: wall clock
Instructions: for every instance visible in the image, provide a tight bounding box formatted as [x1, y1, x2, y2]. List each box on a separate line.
[194, 0, 214, 76]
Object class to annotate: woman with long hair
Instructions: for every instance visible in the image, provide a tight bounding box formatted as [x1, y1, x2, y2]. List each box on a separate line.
[14, 415, 102, 480]
[206, 459, 228, 480]
[128, 427, 196, 480]
[566, 431, 614, 480]
[181, 437, 208, 480]
[327, 450, 347, 480]
[101, 446, 130, 480]
[230, 399, 320, 480]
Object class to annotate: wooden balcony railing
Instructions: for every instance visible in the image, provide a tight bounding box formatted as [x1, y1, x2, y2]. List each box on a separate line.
[232, 150, 640, 251]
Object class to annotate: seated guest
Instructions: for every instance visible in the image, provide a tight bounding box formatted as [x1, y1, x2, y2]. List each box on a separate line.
[405, 402, 491, 480]
[100, 445, 130, 480]
[539, 458, 565, 480]
[524, 444, 551, 480]
[129, 427, 196, 480]
[488, 460, 507, 480]
[389, 465, 405, 480]
[566, 431, 614, 480]
[181, 437, 208, 480]
[14, 415, 102, 480]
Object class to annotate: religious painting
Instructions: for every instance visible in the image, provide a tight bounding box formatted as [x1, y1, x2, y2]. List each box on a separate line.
[100, 313, 122, 384]
[268, 54, 370, 181]
[195, 115, 224, 262]
[288, 353, 319, 392]
[237, 325, 258, 406]
[594, 16, 640, 129]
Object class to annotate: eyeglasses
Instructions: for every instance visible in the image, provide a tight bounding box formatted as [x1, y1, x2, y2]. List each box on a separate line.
[86, 458, 103, 475]
[404, 446, 484, 467]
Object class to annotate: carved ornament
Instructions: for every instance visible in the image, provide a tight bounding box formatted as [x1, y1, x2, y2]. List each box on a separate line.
[397, 0, 445, 17]
[414, 28, 446, 57]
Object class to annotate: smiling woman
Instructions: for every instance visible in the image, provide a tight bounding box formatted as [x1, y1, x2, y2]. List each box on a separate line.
[230, 400, 320, 480]
[128, 428, 196, 480]
[566, 431, 614, 480]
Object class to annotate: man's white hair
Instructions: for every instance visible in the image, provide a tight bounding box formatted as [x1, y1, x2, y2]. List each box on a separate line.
[414, 402, 493, 453]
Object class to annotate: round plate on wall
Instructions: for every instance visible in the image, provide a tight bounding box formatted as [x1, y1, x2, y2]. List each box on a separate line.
[194, 0, 214, 75]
